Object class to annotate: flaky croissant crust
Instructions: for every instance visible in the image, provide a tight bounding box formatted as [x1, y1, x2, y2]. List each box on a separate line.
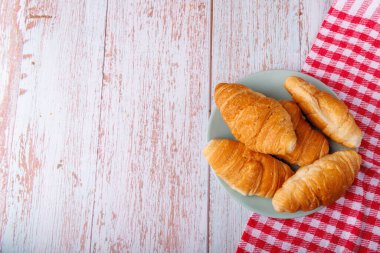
[284, 76, 363, 148]
[272, 150, 362, 212]
[215, 83, 297, 155]
[203, 139, 294, 198]
[277, 100, 329, 166]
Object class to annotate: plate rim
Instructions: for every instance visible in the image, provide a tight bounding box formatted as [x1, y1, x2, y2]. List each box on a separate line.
[207, 69, 341, 219]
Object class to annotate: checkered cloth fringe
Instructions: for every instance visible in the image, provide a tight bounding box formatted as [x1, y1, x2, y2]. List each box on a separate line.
[237, 0, 380, 252]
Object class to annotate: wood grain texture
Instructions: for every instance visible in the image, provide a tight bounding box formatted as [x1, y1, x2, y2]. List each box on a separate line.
[90, 1, 210, 252]
[0, 0, 333, 252]
[0, 0, 25, 243]
[299, 0, 335, 64]
[1, 1, 107, 252]
[210, 1, 301, 252]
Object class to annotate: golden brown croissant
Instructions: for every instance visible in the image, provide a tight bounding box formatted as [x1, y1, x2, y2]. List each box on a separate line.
[215, 83, 297, 155]
[272, 150, 362, 212]
[277, 100, 329, 166]
[284, 76, 363, 148]
[203, 139, 294, 198]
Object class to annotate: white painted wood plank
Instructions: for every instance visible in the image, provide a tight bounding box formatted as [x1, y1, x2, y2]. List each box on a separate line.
[210, 1, 301, 252]
[0, 0, 25, 244]
[1, 1, 107, 252]
[300, 0, 335, 64]
[90, 1, 210, 252]
[0, 0, 335, 252]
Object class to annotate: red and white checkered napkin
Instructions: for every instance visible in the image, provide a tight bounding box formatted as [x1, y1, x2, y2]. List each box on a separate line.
[237, 0, 380, 252]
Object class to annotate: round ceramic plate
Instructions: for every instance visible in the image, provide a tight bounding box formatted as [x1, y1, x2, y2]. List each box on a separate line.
[207, 69, 351, 219]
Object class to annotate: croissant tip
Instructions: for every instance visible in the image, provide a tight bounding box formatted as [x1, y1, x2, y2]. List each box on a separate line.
[346, 133, 363, 148]
[288, 76, 303, 81]
[203, 139, 218, 156]
[272, 200, 285, 213]
[284, 76, 298, 84]
[284, 76, 307, 90]
[215, 83, 229, 91]
[202, 144, 210, 157]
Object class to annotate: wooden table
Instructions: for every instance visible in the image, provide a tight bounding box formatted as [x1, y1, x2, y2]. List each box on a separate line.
[1, 1, 333, 252]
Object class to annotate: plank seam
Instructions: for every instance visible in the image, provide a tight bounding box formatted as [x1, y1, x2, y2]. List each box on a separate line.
[207, 0, 213, 252]
[88, 0, 109, 251]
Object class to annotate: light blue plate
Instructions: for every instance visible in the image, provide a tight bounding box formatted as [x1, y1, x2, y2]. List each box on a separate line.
[207, 70, 350, 219]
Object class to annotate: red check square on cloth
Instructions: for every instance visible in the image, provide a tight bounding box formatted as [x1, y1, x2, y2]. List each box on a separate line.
[237, 0, 380, 252]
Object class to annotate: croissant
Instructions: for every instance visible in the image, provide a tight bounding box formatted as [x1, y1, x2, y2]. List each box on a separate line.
[272, 150, 362, 212]
[277, 100, 329, 166]
[215, 83, 297, 155]
[203, 139, 294, 198]
[284, 76, 363, 148]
